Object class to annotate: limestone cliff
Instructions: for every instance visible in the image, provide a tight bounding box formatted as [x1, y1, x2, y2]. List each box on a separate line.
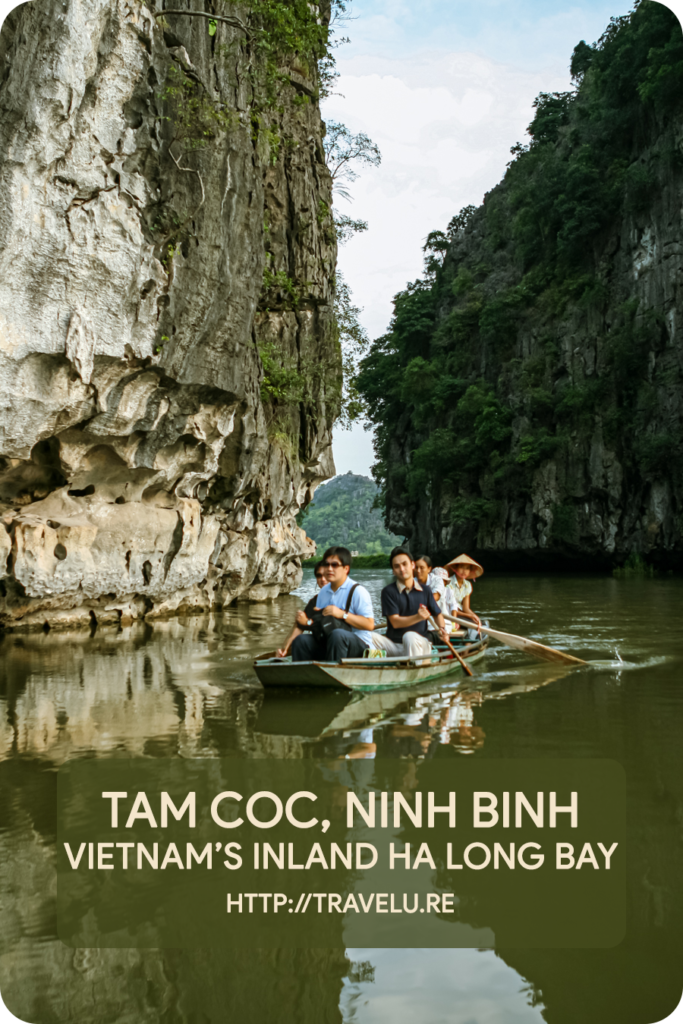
[357, 3, 683, 570]
[0, 0, 339, 629]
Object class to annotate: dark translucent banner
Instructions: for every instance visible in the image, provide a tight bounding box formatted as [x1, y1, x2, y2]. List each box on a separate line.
[57, 759, 625, 948]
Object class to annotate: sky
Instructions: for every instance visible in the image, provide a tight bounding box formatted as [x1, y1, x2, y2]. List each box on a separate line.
[326, 0, 680, 478]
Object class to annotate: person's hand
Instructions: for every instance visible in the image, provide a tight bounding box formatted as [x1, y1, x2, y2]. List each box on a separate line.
[322, 604, 343, 618]
[416, 604, 431, 621]
[276, 648, 289, 658]
[438, 627, 448, 642]
[295, 610, 308, 627]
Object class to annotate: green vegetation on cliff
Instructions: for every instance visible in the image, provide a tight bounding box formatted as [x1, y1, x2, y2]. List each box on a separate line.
[356, 0, 683, 566]
[298, 473, 401, 556]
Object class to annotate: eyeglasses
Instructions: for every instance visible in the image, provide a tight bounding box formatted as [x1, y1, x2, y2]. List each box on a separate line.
[322, 560, 343, 568]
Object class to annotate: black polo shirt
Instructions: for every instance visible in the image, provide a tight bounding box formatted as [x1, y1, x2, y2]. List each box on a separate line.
[381, 580, 441, 643]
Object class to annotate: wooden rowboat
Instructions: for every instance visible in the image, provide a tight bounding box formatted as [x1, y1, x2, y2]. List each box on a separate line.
[253, 636, 489, 691]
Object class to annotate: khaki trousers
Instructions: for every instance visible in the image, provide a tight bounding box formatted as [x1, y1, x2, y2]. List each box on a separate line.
[370, 631, 432, 660]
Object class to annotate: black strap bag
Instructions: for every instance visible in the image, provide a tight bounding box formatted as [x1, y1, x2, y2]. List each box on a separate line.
[310, 584, 359, 643]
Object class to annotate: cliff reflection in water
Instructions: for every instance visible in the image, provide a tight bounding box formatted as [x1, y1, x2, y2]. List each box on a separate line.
[0, 589, 526, 764]
[1, 573, 682, 1023]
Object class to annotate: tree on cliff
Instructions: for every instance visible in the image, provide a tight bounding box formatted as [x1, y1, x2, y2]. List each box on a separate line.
[322, 120, 382, 427]
[324, 120, 381, 202]
[355, 0, 683, 566]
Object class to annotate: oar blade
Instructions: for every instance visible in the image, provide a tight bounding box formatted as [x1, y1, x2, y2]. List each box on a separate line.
[444, 614, 586, 666]
[485, 627, 586, 666]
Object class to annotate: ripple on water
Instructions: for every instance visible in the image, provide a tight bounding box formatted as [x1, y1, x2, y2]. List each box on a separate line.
[1, 571, 682, 1023]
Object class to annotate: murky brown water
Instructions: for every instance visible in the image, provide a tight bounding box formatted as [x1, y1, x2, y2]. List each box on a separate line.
[1, 571, 682, 1023]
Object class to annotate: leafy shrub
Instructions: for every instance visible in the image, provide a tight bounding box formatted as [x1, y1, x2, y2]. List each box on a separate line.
[613, 553, 655, 577]
[635, 432, 680, 474]
[451, 268, 473, 297]
[450, 497, 498, 526]
[515, 429, 562, 467]
[258, 341, 305, 404]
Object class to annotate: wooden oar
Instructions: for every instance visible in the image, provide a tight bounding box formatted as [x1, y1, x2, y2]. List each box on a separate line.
[442, 614, 586, 665]
[443, 635, 474, 677]
[428, 617, 473, 676]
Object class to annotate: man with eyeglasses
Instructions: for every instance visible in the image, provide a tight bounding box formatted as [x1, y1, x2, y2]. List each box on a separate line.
[290, 546, 375, 662]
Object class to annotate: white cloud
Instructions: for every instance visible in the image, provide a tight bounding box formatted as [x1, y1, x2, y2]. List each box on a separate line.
[326, 48, 573, 475]
[342, 0, 627, 69]
[324, 50, 572, 343]
[332, 421, 377, 477]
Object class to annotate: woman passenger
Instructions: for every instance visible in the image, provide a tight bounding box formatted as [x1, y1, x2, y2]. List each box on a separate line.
[415, 558, 458, 638]
[414, 555, 433, 589]
[415, 555, 447, 597]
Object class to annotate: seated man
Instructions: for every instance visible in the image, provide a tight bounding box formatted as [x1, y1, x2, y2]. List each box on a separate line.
[276, 561, 326, 658]
[371, 546, 447, 660]
[290, 546, 375, 663]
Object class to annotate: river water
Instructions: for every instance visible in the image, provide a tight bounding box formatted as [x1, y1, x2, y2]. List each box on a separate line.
[0, 570, 682, 1023]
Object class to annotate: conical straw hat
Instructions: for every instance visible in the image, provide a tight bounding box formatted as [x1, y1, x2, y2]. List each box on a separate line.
[444, 553, 484, 578]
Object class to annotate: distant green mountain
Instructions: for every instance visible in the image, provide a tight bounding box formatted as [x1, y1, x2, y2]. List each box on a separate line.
[298, 473, 402, 556]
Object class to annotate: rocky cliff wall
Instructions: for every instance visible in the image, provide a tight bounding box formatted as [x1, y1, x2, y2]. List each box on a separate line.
[383, 127, 683, 569]
[0, 0, 339, 629]
[357, 3, 683, 570]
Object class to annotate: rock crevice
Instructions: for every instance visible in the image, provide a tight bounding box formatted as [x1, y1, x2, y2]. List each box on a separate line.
[0, 0, 338, 629]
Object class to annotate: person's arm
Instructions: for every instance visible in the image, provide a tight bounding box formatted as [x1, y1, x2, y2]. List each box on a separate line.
[428, 574, 445, 600]
[276, 625, 303, 658]
[387, 604, 433, 629]
[458, 592, 481, 626]
[425, 589, 448, 640]
[384, 586, 442, 630]
[296, 597, 318, 630]
[424, 608, 448, 641]
[322, 585, 375, 632]
[295, 609, 309, 628]
[382, 584, 432, 630]
[442, 587, 459, 627]
[322, 605, 374, 630]
[432, 610, 447, 640]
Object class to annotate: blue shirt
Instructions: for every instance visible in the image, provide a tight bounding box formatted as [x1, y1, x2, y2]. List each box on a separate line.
[315, 576, 375, 646]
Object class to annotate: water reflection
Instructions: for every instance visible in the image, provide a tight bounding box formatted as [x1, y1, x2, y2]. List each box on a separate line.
[0, 588, 567, 765]
[1, 573, 682, 1022]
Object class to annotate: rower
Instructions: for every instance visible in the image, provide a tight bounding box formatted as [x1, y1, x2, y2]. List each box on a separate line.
[444, 553, 483, 630]
[369, 547, 447, 661]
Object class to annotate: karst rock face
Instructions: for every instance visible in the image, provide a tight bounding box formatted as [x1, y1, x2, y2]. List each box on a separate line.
[0, 0, 339, 629]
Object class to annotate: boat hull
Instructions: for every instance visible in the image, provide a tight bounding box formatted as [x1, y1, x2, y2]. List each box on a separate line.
[254, 640, 488, 691]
